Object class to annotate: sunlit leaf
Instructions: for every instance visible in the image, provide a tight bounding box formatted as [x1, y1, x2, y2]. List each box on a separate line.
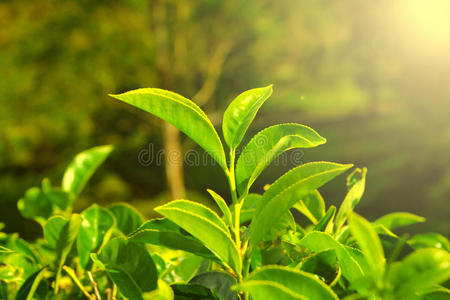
[313, 205, 336, 232]
[111, 89, 227, 170]
[207, 189, 232, 228]
[334, 168, 367, 232]
[374, 212, 425, 231]
[17, 187, 52, 225]
[408, 233, 450, 251]
[249, 162, 352, 248]
[62, 145, 113, 198]
[387, 248, 450, 298]
[222, 85, 273, 150]
[236, 123, 326, 195]
[234, 266, 338, 300]
[293, 190, 325, 224]
[348, 212, 385, 281]
[155, 200, 241, 275]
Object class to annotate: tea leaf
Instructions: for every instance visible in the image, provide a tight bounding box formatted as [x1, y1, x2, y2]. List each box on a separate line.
[62, 145, 113, 198]
[234, 266, 338, 300]
[334, 168, 367, 232]
[299, 231, 364, 282]
[111, 89, 227, 170]
[236, 123, 326, 195]
[408, 232, 450, 251]
[17, 187, 52, 225]
[98, 238, 158, 300]
[77, 204, 115, 268]
[207, 189, 233, 228]
[293, 190, 325, 224]
[14, 267, 46, 300]
[128, 218, 216, 260]
[387, 248, 450, 298]
[374, 212, 425, 230]
[155, 200, 241, 274]
[190, 271, 238, 300]
[222, 85, 273, 150]
[313, 206, 336, 232]
[348, 212, 385, 281]
[249, 162, 352, 248]
[108, 202, 144, 236]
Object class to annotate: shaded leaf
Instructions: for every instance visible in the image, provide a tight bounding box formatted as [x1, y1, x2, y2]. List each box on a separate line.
[17, 187, 52, 225]
[313, 205, 336, 232]
[77, 204, 115, 268]
[108, 202, 144, 236]
[171, 283, 219, 300]
[190, 271, 238, 300]
[98, 238, 158, 300]
[14, 267, 46, 300]
[298, 231, 364, 283]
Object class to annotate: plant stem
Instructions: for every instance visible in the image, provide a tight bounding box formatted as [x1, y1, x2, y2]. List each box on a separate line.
[63, 266, 92, 299]
[228, 149, 241, 250]
[87, 271, 101, 300]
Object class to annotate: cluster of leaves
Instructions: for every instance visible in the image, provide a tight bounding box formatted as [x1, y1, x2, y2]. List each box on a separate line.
[1, 86, 449, 299]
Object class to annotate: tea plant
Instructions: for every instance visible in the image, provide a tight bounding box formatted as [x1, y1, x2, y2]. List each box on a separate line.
[1, 86, 449, 299]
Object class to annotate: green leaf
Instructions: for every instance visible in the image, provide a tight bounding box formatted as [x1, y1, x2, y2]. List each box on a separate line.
[222, 85, 273, 150]
[171, 283, 219, 300]
[98, 238, 158, 300]
[387, 248, 450, 298]
[44, 214, 81, 293]
[108, 202, 144, 236]
[17, 187, 52, 225]
[249, 162, 352, 248]
[207, 189, 232, 228]
[128, 218, 216, 260]
[190, 271, 238, 300]
[408, 233, 450, 251]
[298, 231, 364, 283]
[348, 212, 385, 280]
[236, 123, 326, 195]
[234, 266, 338, 300]
[14, 267, 46, 300]
[110, 88, 227, 170]
[293, 190, 325, 224]
[299, 249, 339, 285]
[334, 168, 367, 232]
[313, 205, 336, 232]
[62, 145, 113, 198]
[41, 178, 71, 211]
[374, 212, 425, 231]
[77, 204, 115, 268]
[155, 200, 241, 275]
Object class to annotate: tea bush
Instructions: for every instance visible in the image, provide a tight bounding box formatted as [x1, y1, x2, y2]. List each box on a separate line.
[1, 86, 449, 299]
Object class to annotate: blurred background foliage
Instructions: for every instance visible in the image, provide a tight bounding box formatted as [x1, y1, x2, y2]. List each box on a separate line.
[0, 0, 448, 238]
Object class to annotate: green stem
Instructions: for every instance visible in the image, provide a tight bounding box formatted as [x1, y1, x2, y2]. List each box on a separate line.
[228, 149, 240, 249]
